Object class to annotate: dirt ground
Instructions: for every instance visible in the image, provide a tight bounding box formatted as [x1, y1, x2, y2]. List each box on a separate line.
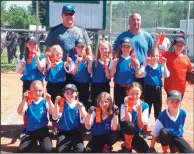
[1, 72, 194, 153]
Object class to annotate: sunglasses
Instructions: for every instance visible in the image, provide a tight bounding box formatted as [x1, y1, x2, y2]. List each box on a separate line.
[63, 12, 75, 16]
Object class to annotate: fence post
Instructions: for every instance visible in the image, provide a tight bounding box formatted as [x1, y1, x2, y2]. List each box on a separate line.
[185, 1, 191, 55]
[109, 0, 112, 44]
[36, 1, 39, 39]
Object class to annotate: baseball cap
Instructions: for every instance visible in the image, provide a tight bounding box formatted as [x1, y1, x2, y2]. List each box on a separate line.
[62, 4, 75, 13]
[62, 84, 77, 92]
[75, 38, 86, 46]
[27, 36, 39, 44]
[167, 90, 182, 102]
[174, 37, 186, 45]
[121, 37, 132, 46]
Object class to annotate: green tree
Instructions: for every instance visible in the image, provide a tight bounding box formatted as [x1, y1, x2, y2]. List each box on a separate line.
[31, 0, 46, 25]
[5, 5, 36, 29]
[1, 1, 7, 26]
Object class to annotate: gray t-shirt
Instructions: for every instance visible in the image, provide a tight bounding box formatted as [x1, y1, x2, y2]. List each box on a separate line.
[45, 23, 92, 57]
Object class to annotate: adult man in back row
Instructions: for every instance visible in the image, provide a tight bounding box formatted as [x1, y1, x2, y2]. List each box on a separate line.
[113, 12, 155, 95]
[45, 4, 92, 84]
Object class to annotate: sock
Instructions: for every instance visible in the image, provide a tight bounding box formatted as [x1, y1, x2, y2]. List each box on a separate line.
[103, 144, 110, 152]
[162, 145, 169, 153]
[52, 122, 56, 130]
[124, 133, 133, 149]
[23, 115, 27, 129]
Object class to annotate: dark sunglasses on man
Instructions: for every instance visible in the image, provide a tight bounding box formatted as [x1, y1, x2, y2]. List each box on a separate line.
[63, 12, 75, 16]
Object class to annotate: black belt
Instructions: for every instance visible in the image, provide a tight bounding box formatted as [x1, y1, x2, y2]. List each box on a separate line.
[145, 85, 162, 90]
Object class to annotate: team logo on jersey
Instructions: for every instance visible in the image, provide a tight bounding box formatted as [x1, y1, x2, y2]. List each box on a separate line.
[40, 107, 46, 114]
[105, 124, 110, 130]
[179, 125, 183, 131]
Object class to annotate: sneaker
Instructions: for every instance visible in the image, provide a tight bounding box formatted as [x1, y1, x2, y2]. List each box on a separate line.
[102, 144, 112, 153]
[123, 147, 132, 153]
[20, 128, 26, 139]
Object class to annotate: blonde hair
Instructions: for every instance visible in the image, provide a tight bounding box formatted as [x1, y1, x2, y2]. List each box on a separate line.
[51, 45, 63, 54]
[30, 80, 44, 91]
[95, 40, 112, 66]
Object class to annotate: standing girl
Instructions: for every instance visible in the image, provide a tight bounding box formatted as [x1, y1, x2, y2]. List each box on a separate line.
[17, 80, 53, 153]
[71, 38, 92, 110]
[109, 37, 140, 108]
[88, 41, 111, 105]
[18, 37, 46, 138]
[136, 48, 170, 119]
[45, 45, 73, 135]
[52, 84, 87, 153]
[120, 82, 149, 153]
[85, 92, 119, 153]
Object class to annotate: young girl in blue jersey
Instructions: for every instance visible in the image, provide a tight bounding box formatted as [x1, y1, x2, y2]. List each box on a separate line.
[148, 90, 194, 153]
[136, 48, 170, 119]
[71, 38, 92, 110]
[120, 82, 149, 153]
[85, 92, 119, 153]
[18, 37, 46, 138]
[45, 45, 73, 135]
[88, 41, 111, 106]
[52, 83, 87, 153]
[109, 37, 140, 108]
[17, 80, 53, 153]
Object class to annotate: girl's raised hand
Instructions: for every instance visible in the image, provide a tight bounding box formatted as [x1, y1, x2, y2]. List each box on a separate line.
[23, 90, 29, 99]
[76, 101, 82, 110]
[136, 103, 142, 114]
[55, 96, 61, 104]
[134, 58, 140, 68]
[87, 55, 93, 62]
[45, 52, 51, 58]
[66, 56, 72, 66]
[161, 57, 167, 65]
[45, 93, 51, 101]
[34, 50, 40, 58]
[113, 57, 119, 67]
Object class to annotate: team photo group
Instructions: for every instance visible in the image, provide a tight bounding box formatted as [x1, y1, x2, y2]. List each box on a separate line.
[16, 4, 194, 153]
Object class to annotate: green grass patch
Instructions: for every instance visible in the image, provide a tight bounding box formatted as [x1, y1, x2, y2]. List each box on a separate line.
[1, 49, 20, 72]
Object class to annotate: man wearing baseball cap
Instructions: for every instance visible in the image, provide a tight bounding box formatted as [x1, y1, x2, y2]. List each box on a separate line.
[160, 37, 193, 98]
[45, 4, 92, 85]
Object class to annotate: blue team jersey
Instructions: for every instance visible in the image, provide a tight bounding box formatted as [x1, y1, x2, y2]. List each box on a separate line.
[91, 116, 111, 136]
[114, 56, 136, 84]
[21, 54, 45, 81]
[26, 98, 48, 132]
[91, 60, 111, 83]
[113, 30, 153, 65]
[158, 109, 186, 137]
[71, 55, 90, 83]
[144, 64, 163, 86]
[45, 61, 66, 83]
[56, 102, 81, 131]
